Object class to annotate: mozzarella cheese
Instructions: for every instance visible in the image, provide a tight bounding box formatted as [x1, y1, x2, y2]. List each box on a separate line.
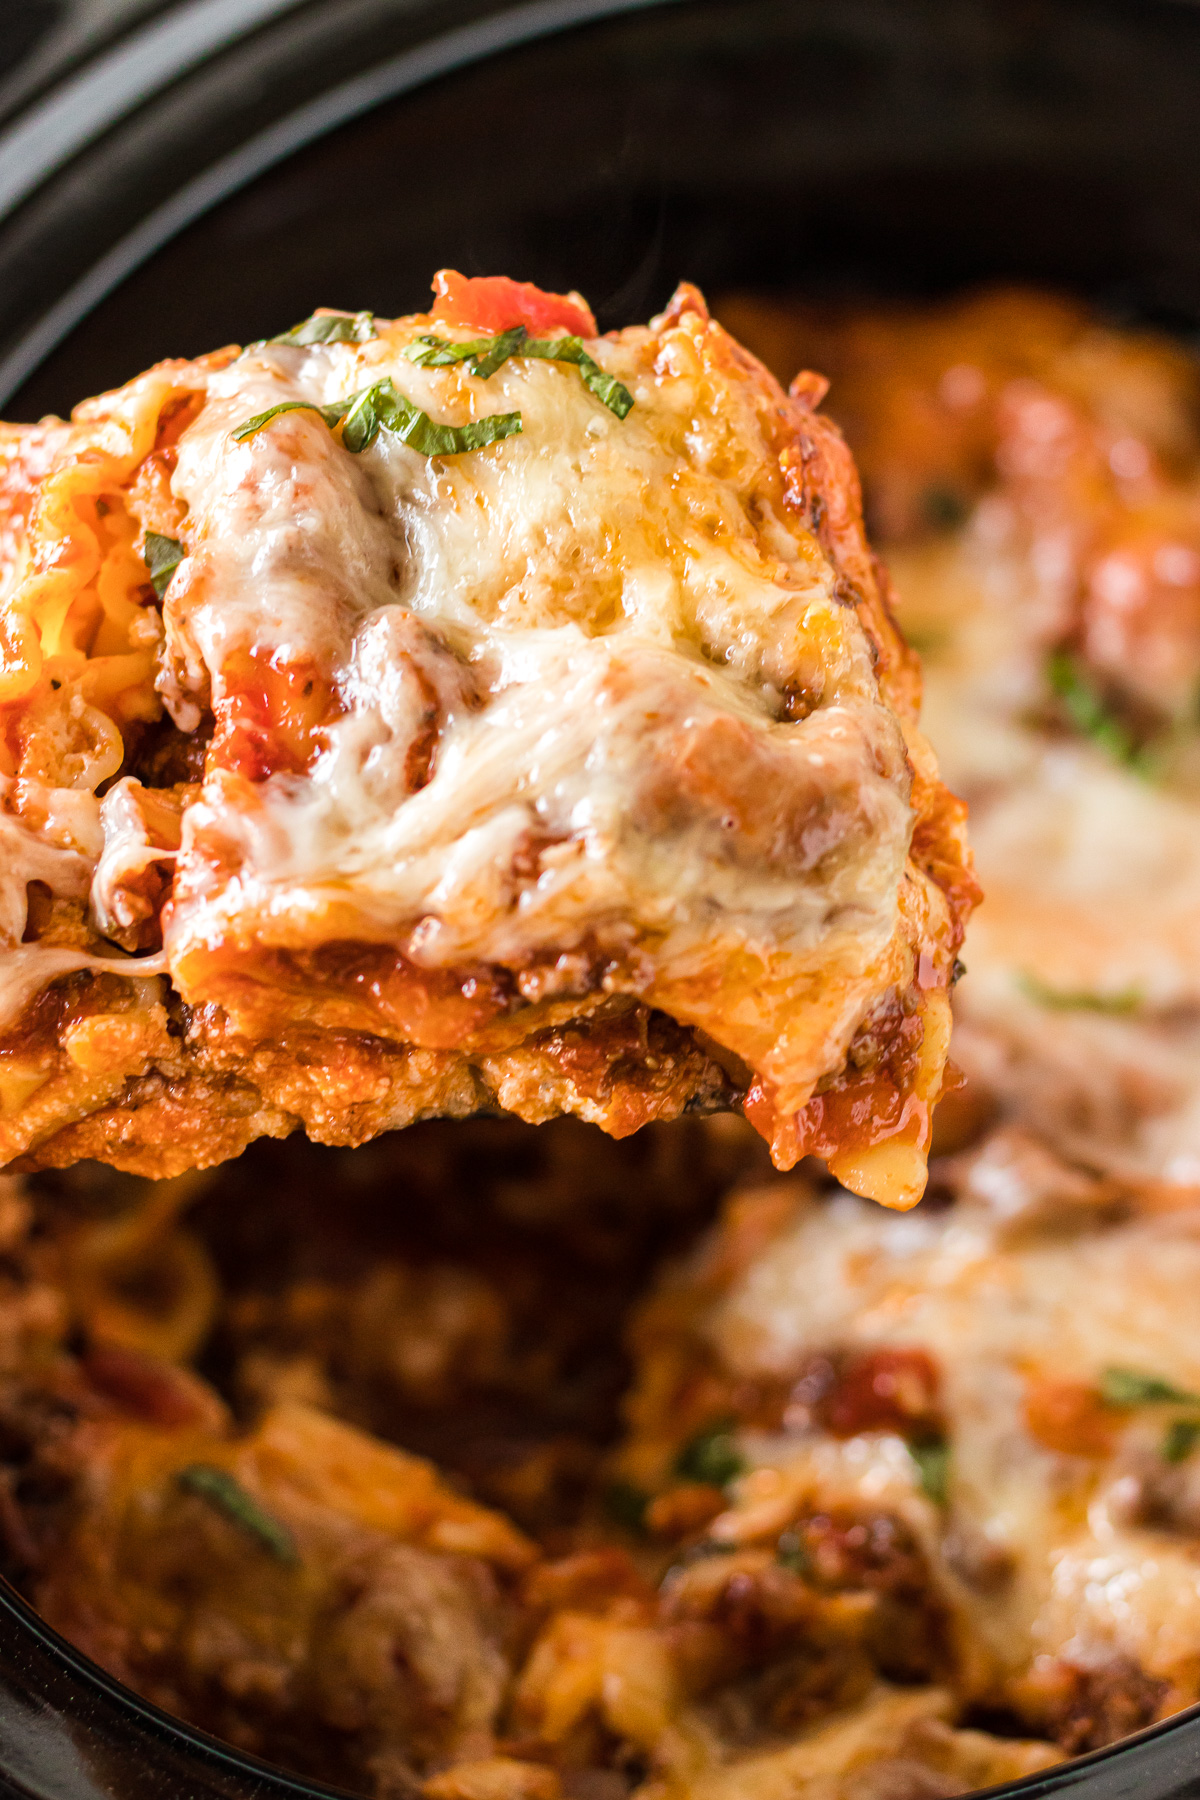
[641, 1179, 1200, 1726]
[0, 282, 971, 1192]
[165, 320, 910, 1058]
[887, 519, 1200, 1191]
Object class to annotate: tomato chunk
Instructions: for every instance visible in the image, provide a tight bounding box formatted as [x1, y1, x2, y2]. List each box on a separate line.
[820, 1348, 943, 1440]
[1024, 1376, 1121, 1458]
[431, 269, 597, 338]
[210, 651, 341, 782]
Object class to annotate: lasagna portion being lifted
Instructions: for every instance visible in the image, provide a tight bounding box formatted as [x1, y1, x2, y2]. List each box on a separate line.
[0, 274, 974, 1201]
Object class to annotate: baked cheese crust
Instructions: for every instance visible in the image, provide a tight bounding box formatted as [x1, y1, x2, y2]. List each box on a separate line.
[0, 276, 974, 1199]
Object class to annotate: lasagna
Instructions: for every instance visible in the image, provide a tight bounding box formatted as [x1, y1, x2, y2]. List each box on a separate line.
[0, 286, 1193, 1800]
[0, 1122, 1063, 1800]
[614, 1170, 1200, 1776]
[716, 285, 1200, 1188]
[0, 273, 974, 1207]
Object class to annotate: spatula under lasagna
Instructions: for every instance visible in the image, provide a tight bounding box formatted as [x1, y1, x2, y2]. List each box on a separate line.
[0, 274, 975, 1200]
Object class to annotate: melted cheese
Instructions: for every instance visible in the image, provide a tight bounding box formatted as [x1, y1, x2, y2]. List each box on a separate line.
[704, 1186, 1200, 1701]
[636, 291, 1200, 1750]
[0, 785, 98, 945]
[0, 286, 970, 1183]
[888, 521, 1200, 1189]
[0, 780, 156, 1031]
[964, 750, 1200, 1004]
[156, 311, 924, 1112]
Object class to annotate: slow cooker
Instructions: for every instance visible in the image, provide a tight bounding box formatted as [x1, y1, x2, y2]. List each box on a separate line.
[2, 4, 1200, 1796]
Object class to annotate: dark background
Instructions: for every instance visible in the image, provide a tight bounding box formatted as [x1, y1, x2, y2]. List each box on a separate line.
[1, 2, 167, 128]
[4, 0, 1200, 424]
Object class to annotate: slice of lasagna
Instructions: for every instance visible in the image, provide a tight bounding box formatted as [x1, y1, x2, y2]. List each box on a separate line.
[0, 274, 974, 1201]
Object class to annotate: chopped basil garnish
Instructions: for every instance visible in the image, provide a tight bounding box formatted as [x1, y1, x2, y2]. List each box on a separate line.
[604, 1479, 649, 1535]
[1163, 1419, 1200, 1463]
[1018, 973, 1143, 1015]
[1101, 1368, 1200, 1408]
[407, 324, 528, 380]
[776, 1529, 811, 1575]
[266, 310, 376, 348]
[682, 1538, 736, 1562]
[922, 485, 970, 531]
[143, 531, 184, 599]
[178, 1464, 298, 1564]
[231, 398, 350, 440]
[909, 1437, 951, 1505]
[673, 1421, 745, 1489]
[528, 335, 635, 418]
[904, 625, 951, 655]
[1047, 651, 1148, 772]
[231, 378, 521, 457]
[340, 378, 522, 455]
[407, 325, 634, 419]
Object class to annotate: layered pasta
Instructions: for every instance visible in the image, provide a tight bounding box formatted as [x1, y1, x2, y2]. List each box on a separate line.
[0, 274, 974, 1208]
[0, 285, 1194, 1800]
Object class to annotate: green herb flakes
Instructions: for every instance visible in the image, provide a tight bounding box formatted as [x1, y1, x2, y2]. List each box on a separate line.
[231, 378, 521, 458]
[340, 378, 522, 456]
[407, 325, 529, 380]
[1047, 651, 1148, 771]
[266, 310, 376, 347]
[776, 1529, 811, 1575]
[903, 625, 951, 656]
[526, 336, 634, 418]
[922, 485, 970, 532]
[909, 1438, 951, 1506]
[231, 398, 349, 441]
[143, 531, 185, 599]
[1101, 1368, 1200, 1409]
[604, 1479, 649, 1536]
[1017, 973, 1144, 1015]
[673, 1422, 745, 1490]
[1163, 1419, 1200, 1464]
[178, 1464, 298, 1564]
[683, 1539, 736, 1562]
[408, 326, 634, 419]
